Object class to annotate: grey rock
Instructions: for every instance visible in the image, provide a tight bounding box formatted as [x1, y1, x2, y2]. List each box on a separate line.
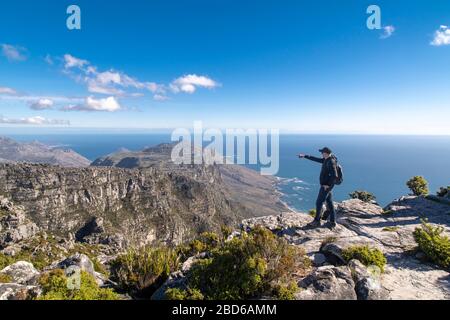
[296, 266, 357, 300]
[0, 197, 39, 248]
[0, 283, 41, 300]
[0, 261, 40, 285]
[56, 253, 95, 275]
[309, 253, 327, 266]
[348, 259, 389, 300]
[151, 271, 188, 300]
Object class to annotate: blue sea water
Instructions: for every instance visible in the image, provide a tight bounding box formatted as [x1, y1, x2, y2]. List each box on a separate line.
[4, 133, 450, 212]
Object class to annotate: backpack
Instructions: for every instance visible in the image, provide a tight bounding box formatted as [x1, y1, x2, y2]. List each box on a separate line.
[335, 163, 344, 185]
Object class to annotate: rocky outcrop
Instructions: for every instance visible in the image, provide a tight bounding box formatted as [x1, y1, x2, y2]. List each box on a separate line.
[0, 283, 41, 300]
[0, 136, 90, 168]
[0, 196, 39, 249]
[242, 196, 450, 300]
[0, 162, 284, 247]
[0, 261, 40, 285]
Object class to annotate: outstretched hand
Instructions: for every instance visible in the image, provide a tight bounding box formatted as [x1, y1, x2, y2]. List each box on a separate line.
[298, 154, 306, 158]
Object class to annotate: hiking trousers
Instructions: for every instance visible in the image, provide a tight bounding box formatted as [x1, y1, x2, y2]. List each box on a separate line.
[314, 185, 336, 223]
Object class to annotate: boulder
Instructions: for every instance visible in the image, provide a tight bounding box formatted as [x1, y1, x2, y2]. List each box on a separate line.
[55, 253, 95, 275]
[0, 283, 41, 300]
[295, 266, 357, 300]
[348, 259, 389, 300]
[0, 261, 40, 285]
[309, 253, 327, 266]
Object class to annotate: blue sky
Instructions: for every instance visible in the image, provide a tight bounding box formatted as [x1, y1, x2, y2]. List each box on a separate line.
[0, 0, 450, 134]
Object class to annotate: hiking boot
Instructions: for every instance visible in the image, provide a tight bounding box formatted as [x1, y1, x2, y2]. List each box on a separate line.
[327, 222, 338, 230]
[307, 220, 321, 228]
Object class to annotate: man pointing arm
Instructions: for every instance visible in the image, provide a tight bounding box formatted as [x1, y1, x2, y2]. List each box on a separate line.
[299, 147, 338, 230]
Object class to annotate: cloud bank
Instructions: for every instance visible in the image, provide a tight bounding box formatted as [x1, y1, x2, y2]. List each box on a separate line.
[0, 116, 69, 125]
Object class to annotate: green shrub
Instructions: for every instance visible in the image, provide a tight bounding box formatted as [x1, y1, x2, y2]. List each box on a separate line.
[407, 176, 429, 196]
[0, 253, 14, 270]
[413, 220, 450, 269]
[308, 209, 317, 218]
[165, 288, 204, 300]
[177, 231, 222, 260]
[0, 273, 12, 283]
[184, 226, 309, 300]
[349, 191, 376, 203]
[342, 245, 387, 272]
[37, 269, 119, 300]
[437, 186, 450, 198]
[272, 281, 299, 300]
[110, 246, 179, 294]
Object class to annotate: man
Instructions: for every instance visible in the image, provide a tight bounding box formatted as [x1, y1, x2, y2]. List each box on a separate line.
[298, 147, 339, 229]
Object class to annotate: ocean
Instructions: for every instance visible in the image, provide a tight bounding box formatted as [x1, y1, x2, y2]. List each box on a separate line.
[5, 133, 450, 212]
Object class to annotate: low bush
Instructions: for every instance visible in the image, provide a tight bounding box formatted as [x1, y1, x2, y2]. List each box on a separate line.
[165, 288, 204, 300]
[413, 220, 450, 269]
[172, 226, 309, 300]
[110, 246, 179, 296]
[406, 176, 429, 196]
[342, 245, 387, 272]
[0, 253, 14, 270]
[349, 191, 376, 203]
[177, 232, 221, 260]
[37, 269, 118, 300]
[308, 209, 317, 218]
[437, 186, 450, 198]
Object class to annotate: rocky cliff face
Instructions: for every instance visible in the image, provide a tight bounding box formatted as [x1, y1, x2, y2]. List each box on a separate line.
[0, 162, 283, 247]
[0, 137, 90, 168]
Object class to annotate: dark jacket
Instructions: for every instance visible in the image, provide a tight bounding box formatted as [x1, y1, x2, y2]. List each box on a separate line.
[305, 155, 339, 186]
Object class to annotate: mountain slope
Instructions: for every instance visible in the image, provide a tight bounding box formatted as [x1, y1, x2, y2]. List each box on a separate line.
[0, 136, 90, 167]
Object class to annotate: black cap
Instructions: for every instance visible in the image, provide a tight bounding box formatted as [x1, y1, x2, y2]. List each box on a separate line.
[319, 147, 332, 154]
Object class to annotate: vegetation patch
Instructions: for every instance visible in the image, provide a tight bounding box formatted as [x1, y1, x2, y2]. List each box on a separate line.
[413, 220, 450, 269]
[349, 191, 376, 203]
[110, 246, 179, 297]
[407, 176, 429, 196]
[0, 253, 14, 270]
[168, 226, 310, 300]
[37, 269, 119, 300]
[0, 273, 12, 283]
[437, 186, 450, 198]
[342, 245, 387, 272]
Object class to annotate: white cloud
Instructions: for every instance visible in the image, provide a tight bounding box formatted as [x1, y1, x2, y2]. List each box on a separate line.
[63, 96, 121, 112]
[431, 25, 450, 46]
[0, 116, 69, 125]
[153, 94, 169, 101]
[64, 54, 89, 69]
[380, 25, 395, 39]
[1, 44, 27, 61]
[60, 54, 220, 100]
[171, 74, 219, 94]
[0, 87, 17, 95]
[30, 98, 54, 110]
